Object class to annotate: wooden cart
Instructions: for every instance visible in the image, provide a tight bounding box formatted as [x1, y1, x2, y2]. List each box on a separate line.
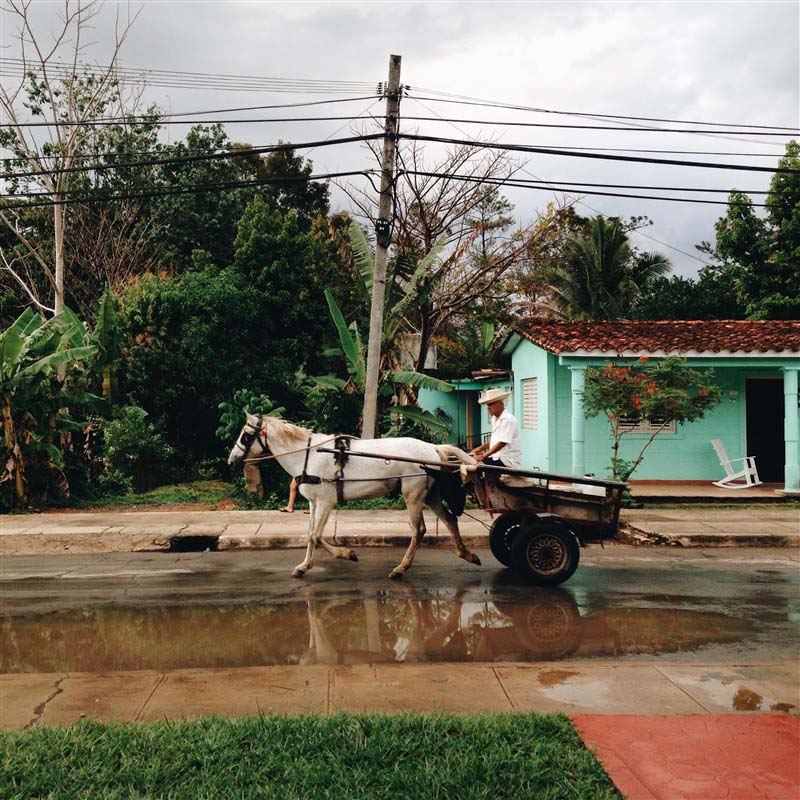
[473, 465, 628, 585]
[318, 446, 628, 586]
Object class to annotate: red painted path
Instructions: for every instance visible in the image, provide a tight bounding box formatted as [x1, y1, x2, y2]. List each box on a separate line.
[572, 715, 800, 800]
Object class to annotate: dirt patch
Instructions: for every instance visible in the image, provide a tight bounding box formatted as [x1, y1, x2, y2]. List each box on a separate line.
[538, 670, 579, 687]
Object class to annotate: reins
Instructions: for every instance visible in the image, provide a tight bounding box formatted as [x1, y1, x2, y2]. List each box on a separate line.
[242, 433, 352, 463]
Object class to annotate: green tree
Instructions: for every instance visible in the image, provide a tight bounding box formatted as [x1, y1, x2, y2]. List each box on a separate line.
[702, 141, 800, 319]
[0, 308, 97, 507]
[546, 216, 672, 320]
[149, 125, 251, 271]
[582, 357, 722, 481]
[122, 261, 272, 463]
[233, 144, 330, 231]
[634, 270, 745, 320]
[321, 222, 454, 435]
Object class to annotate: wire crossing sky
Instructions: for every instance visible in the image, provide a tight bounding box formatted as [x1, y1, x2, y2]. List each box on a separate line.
[1, 0, 797, 276]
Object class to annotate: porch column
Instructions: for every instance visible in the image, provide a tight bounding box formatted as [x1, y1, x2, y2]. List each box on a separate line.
[783, 367, 799, 494]
[570, 366, 586, 476]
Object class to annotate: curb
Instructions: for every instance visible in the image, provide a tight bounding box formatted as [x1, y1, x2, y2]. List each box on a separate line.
[619, 524, 800, 548]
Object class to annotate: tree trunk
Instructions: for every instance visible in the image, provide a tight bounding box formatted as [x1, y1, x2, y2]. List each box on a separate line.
[53, 200, 65, 316]
[1, 395, 26, 507]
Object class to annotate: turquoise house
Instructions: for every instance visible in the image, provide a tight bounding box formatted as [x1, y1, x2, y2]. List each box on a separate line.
[420, 319, 800, 494]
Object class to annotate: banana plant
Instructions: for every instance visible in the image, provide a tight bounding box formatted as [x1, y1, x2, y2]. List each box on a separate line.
[90, 288, 124, 400]
[0, 308, 97, 507]
[324, 288, 453, 436]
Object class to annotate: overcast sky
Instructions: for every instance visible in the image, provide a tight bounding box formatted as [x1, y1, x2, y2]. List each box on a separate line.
[4, 0, 799, 276]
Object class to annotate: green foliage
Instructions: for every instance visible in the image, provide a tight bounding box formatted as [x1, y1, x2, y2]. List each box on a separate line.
[149, 125, 251, 271]
[0, 308, 98, 508]
[634, 271, 746, 320]
[0, 714, 619, 800]
[89, 288, 125, 400]
[102, 406, 177, 491]
[235, 143, 330, 231]
[583, 357, 722, 481]
[704, 141, 800, 319]
[291, 369, 362, 435]
[122, 264, 277, 464]
[216, 389, 284, 444]
[546, 215, 671, 320]
[384, 405, 453, 439]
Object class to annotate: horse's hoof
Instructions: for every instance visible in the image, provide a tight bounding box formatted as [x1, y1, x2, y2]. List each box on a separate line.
[389, 569, 404, 580]
[291, 568, 306, 579]
[462, 552, 482, 566]
[348, 550, 359, 562]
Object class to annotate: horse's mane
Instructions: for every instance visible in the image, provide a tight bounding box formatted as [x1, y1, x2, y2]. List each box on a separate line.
[265, 417, 349, 446]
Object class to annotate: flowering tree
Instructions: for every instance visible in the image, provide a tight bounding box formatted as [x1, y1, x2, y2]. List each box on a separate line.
[582, 357, 722, 481]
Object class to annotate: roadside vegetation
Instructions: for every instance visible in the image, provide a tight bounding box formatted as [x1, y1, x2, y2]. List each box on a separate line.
[1, 3, 797, 513]
[0, 713, 620, 800]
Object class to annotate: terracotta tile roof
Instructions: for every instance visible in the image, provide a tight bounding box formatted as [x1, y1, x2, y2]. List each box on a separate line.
[513, 318, 800, 355]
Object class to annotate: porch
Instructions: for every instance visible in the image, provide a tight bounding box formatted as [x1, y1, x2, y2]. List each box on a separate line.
[626, 481, 790, 503]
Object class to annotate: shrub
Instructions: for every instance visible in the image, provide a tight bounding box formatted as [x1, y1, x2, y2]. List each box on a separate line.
[102, 406, 176, 490]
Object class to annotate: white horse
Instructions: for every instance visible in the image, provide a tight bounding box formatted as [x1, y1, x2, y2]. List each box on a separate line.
[228, 413, 481, 579]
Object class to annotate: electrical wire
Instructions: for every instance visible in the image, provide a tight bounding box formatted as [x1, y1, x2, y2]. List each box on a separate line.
[0, 170, 375, 210]
[407, 95, 717, 267]
[398, 133, 800, 173]
[3, 134, 384, 180]
[409, 89, 800, 132]
[403, 170, 770, 207]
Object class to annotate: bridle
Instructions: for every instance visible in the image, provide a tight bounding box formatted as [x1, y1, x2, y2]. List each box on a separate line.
[232, 416, 269, 460]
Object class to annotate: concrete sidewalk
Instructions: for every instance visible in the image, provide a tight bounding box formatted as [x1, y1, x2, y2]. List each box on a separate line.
[1, 506, 798, 556]
[3, 660, 798, 730]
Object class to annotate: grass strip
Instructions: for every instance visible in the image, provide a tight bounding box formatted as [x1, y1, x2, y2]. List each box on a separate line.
[0, 712, 619, 800]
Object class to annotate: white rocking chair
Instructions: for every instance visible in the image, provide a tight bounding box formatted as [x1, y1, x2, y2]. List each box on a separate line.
[711, 439, 762, 489]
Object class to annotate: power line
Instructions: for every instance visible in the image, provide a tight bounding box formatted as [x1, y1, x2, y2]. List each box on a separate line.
[408, 95, 717, 267]
[8, 113, 384, 129]
[3, 134, 384, 180]
[403, 170, 771, 207]
[0, 58, 377, 93]
[409, 89, 800, 132]
[399, 133, 800, 173]
[0, 170, 374, 211]
[11, 111, 796, 136]
[400, 116, 798, 137]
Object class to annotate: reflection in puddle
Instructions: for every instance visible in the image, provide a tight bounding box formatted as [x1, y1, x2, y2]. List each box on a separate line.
[0, 589, 758, 674]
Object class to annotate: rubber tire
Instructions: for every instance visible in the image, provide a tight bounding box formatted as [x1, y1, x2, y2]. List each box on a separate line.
[489, 512, 525, 567]
[510, 523, 581, 586]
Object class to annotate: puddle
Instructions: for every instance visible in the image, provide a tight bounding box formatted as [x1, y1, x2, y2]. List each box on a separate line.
[0, 592, 758, 674]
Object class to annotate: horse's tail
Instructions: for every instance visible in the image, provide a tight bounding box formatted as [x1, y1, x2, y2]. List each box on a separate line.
[435, 444, 477, 466]
[434, 444, 488, 508]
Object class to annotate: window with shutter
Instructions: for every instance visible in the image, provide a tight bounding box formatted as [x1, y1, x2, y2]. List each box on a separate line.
[618, 416, 677, 434]
[522, 378, 538, 430]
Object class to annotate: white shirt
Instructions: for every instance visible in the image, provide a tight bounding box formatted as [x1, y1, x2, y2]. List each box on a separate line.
[490, 408, 522, 468]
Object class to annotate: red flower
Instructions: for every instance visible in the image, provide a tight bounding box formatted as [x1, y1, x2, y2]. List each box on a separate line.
[638, 356, 649, 363]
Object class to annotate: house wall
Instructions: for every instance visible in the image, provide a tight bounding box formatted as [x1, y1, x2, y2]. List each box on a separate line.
[513, 340, 786, 480]
[508, 343, 552, 471]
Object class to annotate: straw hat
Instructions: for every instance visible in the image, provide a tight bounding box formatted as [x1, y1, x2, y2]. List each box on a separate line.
[478, 387, 511, 405]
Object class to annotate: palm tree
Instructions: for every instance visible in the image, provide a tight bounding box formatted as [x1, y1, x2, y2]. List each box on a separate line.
[546, 216, 671, 320]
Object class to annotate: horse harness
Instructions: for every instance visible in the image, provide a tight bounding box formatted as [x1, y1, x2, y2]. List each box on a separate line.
[250, 425, 465, 514]
[290, 435, 352, 504]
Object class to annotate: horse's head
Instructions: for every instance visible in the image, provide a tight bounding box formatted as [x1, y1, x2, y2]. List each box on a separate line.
[227, 411, 265, 467]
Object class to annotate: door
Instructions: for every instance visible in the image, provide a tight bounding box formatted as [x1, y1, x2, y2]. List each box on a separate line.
[746, 378, 784, 482]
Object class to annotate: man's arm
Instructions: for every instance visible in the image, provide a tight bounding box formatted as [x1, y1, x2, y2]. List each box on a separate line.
[471, 441, 506, 462]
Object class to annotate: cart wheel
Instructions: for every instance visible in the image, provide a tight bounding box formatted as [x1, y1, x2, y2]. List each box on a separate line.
[510, 523, 580, 586]
[510, 588, 583, 659]
[489, 512, 525, 568]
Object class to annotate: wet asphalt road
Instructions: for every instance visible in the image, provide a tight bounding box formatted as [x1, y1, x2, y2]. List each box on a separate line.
[2, 544, 798, 672]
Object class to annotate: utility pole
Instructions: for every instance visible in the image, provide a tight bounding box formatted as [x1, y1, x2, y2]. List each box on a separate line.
[361, 54, 402, 440]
